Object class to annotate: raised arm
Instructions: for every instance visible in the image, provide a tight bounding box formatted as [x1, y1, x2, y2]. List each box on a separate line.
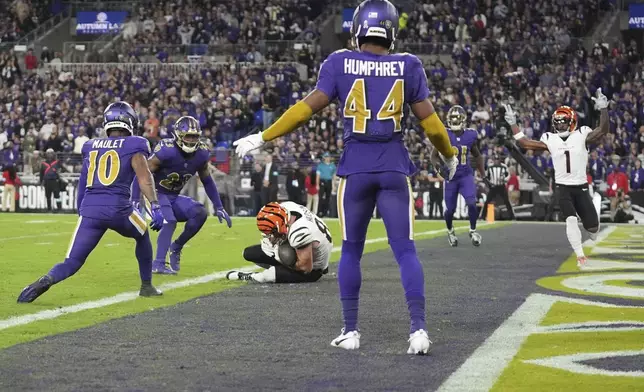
[504, 104, 549, 151]
[586, 88, 609, 145]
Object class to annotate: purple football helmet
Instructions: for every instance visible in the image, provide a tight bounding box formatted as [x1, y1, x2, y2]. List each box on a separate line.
[103, 101, 139, 136]
[172, 115, 202, 153]
[351, 0, 399, 51]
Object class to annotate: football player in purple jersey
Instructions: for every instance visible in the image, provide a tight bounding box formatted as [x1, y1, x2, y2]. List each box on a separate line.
[131, 116, 232, 275]
[18, 102, 165, 303]
[233, 0, 459, 355]
[431, 105, 486, 247]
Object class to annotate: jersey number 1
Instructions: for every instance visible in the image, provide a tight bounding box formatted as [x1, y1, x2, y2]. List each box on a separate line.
[86, 150, 121, 187]
[564, 151, 571, 173]
[344, 79, 404, 134]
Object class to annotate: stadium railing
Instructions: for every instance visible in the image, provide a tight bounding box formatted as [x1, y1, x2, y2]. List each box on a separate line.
[66, 0, 141, 12]
[0, 8, 71, 51]
[62, 40, 319, 62]
[44, 61, 309, 80]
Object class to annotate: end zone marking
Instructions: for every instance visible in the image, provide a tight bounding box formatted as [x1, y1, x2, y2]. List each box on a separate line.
[0, 223, 489, 332]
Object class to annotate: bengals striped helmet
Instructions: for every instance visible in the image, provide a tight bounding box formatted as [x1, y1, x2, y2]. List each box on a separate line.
[551, 106, 578, 136]
[256, 202, 289, 236]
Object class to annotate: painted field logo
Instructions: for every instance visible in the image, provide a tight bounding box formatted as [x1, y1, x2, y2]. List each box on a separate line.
[439, 225, 644, 392]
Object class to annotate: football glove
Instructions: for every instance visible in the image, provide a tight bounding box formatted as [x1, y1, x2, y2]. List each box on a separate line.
[502, 103, 517, 126]
[260, 235, 277, 257]
[233, 132, 264, 157]
[216, 207, 232, 228]
[591, 88, 608, 111]
[149, 203, 165, 231]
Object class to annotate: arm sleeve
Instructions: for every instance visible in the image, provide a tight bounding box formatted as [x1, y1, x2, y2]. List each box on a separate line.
[287, 222, 315, 249]
[202, 174, 223, 209]
[407, 55, 430, 104]
[314, 53, 338, 100]
[77, 160, 87, 210]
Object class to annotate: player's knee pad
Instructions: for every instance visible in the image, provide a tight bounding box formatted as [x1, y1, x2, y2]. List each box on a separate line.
[188, 205, 208, 223]
[341, 240, 365, 262]
[389, 238, 417, 259]
[582, 216, 599, 233]
[243, 245, 263, 262]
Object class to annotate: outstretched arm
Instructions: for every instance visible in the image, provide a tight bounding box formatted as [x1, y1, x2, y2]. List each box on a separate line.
[586, 88, 609, 145]
[411, 99, 456, 159]
[503, 104, 549, 151]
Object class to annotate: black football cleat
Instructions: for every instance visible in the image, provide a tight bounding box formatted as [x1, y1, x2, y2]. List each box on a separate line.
[17, 275, 54, 303]
[139, 283, 163, 297]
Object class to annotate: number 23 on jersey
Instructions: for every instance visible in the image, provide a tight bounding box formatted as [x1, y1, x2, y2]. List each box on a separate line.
[344, 79, 404, 133]
[86, 150, 120, 187]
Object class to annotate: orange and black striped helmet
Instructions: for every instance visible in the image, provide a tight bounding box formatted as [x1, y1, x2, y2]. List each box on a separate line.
[256, 202, 289, 236]
[551, 106, 578, 135]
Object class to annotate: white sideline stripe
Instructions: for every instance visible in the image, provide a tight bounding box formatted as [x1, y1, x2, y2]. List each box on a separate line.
[0, 222, 490, 331]
[0, 267, 257, 331]
[0, 233, 65, 242]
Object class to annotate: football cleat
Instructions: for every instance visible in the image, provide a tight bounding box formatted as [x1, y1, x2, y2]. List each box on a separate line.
[447, 229, 458, 247]
[17, 275, 54, 303]
[226, 271, 257, 282]
[139, 283, 163, 297]
[169, 243, 182, 272]
[577, 256, 588, 269]
[407, 329, 432, 355]
[331, 329, 360, 350]
[469, 230, 482, 247]
[152, 260, 177, 275]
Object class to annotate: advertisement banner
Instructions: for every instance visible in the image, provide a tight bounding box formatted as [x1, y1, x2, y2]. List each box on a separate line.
[629, 4, 644, 29]
[342, 8, 354, 32]
[0, 183, 78, 213]
[76, 11, 128, 35]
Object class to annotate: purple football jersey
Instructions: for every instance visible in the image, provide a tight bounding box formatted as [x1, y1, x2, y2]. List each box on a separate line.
[80, 136, 151, 219]
[316, 49, 429, 176]
[447, 128, 478, 180]
[152, 138, 210, 195]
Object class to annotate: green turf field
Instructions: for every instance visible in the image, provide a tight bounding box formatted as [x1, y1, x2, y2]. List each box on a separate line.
[0, 213, 475, 349]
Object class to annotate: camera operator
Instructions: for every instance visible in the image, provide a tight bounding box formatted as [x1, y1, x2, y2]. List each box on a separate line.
[607, 166, 632, 223]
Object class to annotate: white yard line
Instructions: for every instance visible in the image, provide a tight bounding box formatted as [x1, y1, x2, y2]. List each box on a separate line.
[0, 223, 485, 331]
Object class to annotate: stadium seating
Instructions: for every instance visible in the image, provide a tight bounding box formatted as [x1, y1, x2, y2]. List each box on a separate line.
[0, 0, 54, 44]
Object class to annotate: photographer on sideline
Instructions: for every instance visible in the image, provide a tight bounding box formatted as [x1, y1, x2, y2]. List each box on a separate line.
[606, 166, 631, 223]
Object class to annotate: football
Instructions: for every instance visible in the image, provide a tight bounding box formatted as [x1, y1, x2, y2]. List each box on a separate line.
[277, 243, 298, 268]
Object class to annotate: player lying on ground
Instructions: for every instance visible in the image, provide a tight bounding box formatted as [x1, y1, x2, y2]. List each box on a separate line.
[233, 0, 458, 355]
[18, 101, 165, 303]
[506, 88, 609, 268]
[131, 116, 232, 275]
[430, 105, 486, 247]
[226, 201, 332, 283]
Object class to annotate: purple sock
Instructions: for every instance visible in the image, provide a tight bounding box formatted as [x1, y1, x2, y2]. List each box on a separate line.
[48, 258, 84, 284]
[468, 204, 478, 230]
[174, 208, 207, 247]
[445, 209, 454, 230]
[390, 239, 426, 334]
[338, 240, 365, 332]
[155, 221, 177, 262]
[136, 231, 153, 282]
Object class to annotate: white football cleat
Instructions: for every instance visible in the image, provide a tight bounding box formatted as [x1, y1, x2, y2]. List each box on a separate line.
[330, 329, 360, 350]
[407, 329, 431, 355]
[469, 230, 482, 247]
[447, 229, 458, 247]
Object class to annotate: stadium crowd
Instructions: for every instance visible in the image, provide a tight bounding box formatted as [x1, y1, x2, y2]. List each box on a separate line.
[0, 0, 56, 44]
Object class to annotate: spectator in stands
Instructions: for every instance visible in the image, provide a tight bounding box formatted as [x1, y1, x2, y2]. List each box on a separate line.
[285, 161, 305, 205]
[316, 152, 336, 217]
[2, 165, 20, 212]
[261, 154, 279, 205]
[40, 46, 53, 65]
[305, 166, 319, 216]
[250, 163, 264, 215]
[631, 159, 644, 191]
[262, 81, 280, 130]
[24, 48, 37, 70]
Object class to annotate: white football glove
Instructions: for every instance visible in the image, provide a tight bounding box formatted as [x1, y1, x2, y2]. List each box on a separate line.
[233, 132, 265, 157]
[502, 103, 517, 126]
[591, 88, 608, 111]
[260, 235, 276, 257]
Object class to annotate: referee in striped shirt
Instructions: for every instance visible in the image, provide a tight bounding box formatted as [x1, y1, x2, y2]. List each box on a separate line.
[482, 154, 515, 220]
